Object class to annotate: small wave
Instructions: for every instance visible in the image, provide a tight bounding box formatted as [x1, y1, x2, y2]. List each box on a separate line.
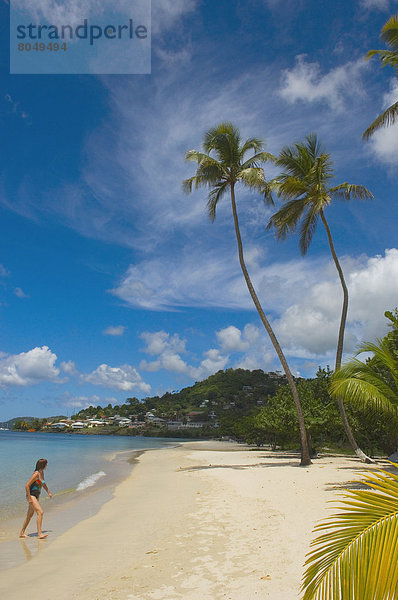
[76, 471, 106, 491]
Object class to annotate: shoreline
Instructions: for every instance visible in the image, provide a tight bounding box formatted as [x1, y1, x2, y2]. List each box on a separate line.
[0, 440, 392, 599]
[0, 446, 162, 572]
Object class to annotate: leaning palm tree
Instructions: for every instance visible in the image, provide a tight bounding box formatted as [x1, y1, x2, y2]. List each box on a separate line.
[363, 14, 398, 139]
[183, 122, 311, 465]
[267, 134, 374, 462]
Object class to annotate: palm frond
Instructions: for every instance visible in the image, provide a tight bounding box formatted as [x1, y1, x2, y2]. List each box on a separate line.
[239, 167, 266, 190]
[302, 469, 398, 600]
[329, 183, 374, 201]
[266, 197, 308, 239]
[239, 137, 265, 158]
[299, 203, 320, 255]
[363, 101, 398, 139]
[380, 14, 398, 52]
[207, 181, 229, 221]
[241, 151, 275, 170]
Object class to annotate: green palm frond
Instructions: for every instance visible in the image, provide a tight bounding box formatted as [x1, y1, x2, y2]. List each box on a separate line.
[363, 101, 398, 139]
[302, 469, 398, 600]
[299, 203, 320, 256]
[380, 14, 398, 52]
[329, 335, 398, 415]
[329, 183, 374, 201]
[267, 197, 308, 239]
[241, 151, 275, 170]
[239, 137, 265, 158]
[207, 181, 229, 221]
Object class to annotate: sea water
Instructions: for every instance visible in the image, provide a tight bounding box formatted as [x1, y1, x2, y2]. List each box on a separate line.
[0, 430, 173, 521]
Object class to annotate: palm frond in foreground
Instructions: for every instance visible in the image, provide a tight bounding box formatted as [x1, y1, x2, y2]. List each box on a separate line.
[302, 468, 398, 600]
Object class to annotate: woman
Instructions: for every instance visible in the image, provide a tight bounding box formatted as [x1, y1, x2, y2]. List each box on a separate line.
[19, 458, 52, 539]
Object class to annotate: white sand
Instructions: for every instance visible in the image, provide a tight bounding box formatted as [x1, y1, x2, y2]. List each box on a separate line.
[1, 442, 387, 600]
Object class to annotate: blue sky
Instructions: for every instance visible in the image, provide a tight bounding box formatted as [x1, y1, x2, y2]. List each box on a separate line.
[0, 0, 398, 420]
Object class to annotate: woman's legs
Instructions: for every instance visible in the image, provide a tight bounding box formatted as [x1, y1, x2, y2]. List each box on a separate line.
[30, 496, 47, 539]
[19, 503, 34, 537]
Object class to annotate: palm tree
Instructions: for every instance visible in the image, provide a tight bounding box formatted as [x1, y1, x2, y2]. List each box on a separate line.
[183, 122, 312, 466]
[330, 311, 398, 416]
[301, 468, 398, 600]
[267, 134, 374, 462]
[302, 316, 398, 599]
[363, 14, 398, 139]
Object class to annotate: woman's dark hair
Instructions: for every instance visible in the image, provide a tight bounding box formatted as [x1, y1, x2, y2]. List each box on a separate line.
[35, 458, 48, 471]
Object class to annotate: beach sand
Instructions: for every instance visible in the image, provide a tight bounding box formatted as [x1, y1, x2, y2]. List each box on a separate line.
[1, 441, 388, 600]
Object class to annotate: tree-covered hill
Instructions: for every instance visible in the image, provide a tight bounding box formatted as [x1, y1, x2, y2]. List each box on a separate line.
[73, 368, 287, 422]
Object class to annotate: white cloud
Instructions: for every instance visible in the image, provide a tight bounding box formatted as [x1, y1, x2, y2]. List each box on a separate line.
[60, 360, 77, 375]
[216, 325, 250, 352]
[81, 363, 151, 394]
[279, 55, 367, 111]
[274, 248, 398, 359]
[14, 287, 28, 299]
[61, 393, 101, 410]
[140, 331, 186, 354]
[0, 264, 8, 277]
[0, 346, 61, 387]
[102, 325, 126, 336]
[367, 79, 398, 165]
[139, 330, 229, 379]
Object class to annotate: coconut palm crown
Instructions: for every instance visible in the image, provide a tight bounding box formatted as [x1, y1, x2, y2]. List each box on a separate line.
[183, 122, 274, 218]
[363, 14, 398, 139]
[183, 122, 312, 466]
[267, 134, 374, 462]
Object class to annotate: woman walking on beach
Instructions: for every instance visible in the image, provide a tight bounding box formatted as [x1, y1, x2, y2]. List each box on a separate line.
[20, 458, 52, 539]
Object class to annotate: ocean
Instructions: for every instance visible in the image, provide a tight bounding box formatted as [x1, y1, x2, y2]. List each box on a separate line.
[0, 430, 174, 522]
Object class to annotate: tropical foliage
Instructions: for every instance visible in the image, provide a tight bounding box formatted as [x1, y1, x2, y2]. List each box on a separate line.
[363, 14, 398, 138]
[183, 122, 312, 465]
[330, 310, 398, 416]
[301, 468, 398, 600]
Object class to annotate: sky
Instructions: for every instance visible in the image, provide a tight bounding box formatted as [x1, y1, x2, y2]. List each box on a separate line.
[0, 0, 398, 420]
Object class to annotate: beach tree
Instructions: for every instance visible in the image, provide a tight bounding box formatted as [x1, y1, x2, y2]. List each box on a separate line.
[329, 310, 398, 417]
[363, 14, 398, 139]
[183, 122, 312, 466]
[267, 134, 374, 463]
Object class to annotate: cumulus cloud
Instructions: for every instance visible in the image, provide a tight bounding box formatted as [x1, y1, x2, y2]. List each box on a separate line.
[279, 56, 367, 111]
[81, 363, 151, 394]
[140, 331, 186, 354]
[0, 346, 61, 387]
[367, 79, 398, 165]
[60, 360, 77, 375]
[139, 329, 229, 379]
[102, 325, 126, 336]
[274, 248, 398, 358]
[216, 325, 250, 352]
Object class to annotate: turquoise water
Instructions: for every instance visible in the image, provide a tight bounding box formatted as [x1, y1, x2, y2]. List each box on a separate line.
[0, 430, 173, 520]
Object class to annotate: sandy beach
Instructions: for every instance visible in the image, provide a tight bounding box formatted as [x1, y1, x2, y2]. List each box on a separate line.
[1, 441, 389, 600]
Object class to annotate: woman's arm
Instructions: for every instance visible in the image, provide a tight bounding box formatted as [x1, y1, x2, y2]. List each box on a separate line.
[42, 482, 52, 498]
[25, 471, 38, 503]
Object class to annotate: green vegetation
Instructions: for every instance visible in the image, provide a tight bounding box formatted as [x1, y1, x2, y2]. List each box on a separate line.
[363, 14, 398, 139]
[183, 122, 311, 465]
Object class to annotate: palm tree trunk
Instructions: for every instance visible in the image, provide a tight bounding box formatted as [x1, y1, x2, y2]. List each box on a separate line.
[320, 210, 373, 463]
[231, 185, 311, 466]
